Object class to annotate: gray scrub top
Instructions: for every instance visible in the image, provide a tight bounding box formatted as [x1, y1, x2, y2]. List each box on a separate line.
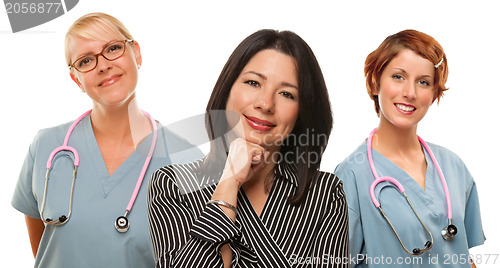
[335, 141, 485, 267]
[12, 114, 204, 267]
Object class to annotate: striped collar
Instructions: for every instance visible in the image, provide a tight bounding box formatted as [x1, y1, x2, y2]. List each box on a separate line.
[274, 161, 299, 187]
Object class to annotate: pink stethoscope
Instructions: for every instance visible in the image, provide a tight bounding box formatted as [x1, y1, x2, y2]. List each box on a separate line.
[367, 128, 457, 256]
[40, 109, 157, 233]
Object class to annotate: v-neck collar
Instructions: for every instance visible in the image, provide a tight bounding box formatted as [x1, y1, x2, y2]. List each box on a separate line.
[82, 115, 151, 197]
[367, 141, 433, 189]
[237, 188, 290, 267]
[366, 141, 443, 214]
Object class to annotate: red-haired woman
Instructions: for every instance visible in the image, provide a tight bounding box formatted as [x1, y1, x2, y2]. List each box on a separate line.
[335, 29, 485, 267]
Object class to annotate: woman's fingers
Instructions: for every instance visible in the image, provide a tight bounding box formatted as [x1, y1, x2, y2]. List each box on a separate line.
[222, 138, 267, 186]
[250, 147, 265, 164]
[251, 150, 270, 173]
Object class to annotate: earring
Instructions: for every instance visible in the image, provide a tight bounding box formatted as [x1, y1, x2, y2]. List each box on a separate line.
[137, 64, 141, 69]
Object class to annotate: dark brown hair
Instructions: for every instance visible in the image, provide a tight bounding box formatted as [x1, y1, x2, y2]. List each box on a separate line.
[203, 29, 333, 205]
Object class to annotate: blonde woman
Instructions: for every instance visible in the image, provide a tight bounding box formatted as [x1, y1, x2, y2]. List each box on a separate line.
[11, 13, 202, 267]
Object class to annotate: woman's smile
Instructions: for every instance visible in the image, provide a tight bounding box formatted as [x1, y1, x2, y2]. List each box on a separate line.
[98, 74, 123, 87]
[244, 115, 276, 131]
[395, 103, 416, 114]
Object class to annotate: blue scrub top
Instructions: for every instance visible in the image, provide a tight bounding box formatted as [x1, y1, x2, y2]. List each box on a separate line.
[335, 141, 485, 267]
[12, 114, 204, 268]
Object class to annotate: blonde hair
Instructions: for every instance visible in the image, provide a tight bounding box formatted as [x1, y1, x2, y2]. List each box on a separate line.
[65, 12, 134, 66]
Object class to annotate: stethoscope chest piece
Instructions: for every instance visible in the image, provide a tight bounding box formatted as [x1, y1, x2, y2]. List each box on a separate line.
[441, 224, 457, 240]
[115, 216, 129, 233]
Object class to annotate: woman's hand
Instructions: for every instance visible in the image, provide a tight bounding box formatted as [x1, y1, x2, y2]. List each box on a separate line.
[221, 138, 269, 188]
[211, 138, 270, 221]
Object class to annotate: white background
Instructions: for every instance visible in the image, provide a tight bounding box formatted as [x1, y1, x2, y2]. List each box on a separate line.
[1, 0, 498, 266]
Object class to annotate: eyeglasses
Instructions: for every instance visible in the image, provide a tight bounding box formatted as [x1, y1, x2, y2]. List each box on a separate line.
[69, 40, 134, 73]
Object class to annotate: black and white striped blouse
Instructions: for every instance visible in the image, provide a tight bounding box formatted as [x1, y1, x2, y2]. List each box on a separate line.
[147, 159, 349, 267]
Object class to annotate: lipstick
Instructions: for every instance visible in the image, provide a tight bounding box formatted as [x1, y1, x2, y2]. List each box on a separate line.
[244, 115, 276, 131]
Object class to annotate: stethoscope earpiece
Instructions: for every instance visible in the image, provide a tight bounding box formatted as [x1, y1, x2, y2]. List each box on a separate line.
[441, 224, 457, 240]
[43, 215, 68, 225]
[115, 216, 129, 233]
[411, 241, 433, 256]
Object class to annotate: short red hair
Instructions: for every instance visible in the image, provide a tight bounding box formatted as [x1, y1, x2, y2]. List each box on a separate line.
[364, 29, 449, 115]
